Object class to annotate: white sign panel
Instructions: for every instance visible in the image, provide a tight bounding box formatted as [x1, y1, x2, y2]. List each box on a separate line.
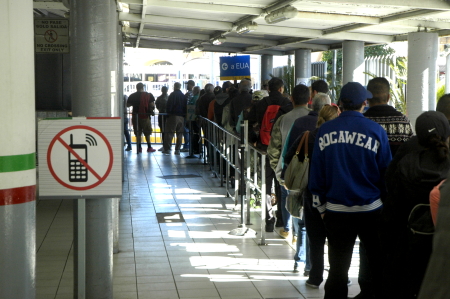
[35, 19, 69, 54]
[38, 118, 122, 199]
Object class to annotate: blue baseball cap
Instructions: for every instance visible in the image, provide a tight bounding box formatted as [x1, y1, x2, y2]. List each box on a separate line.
[339, 82, 373, 105]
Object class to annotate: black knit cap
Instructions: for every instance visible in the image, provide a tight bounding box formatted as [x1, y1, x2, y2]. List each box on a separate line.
[415, 111, 450, 146]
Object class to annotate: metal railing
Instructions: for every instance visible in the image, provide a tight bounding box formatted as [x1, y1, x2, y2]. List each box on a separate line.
[126, 111, 270, 243]
[198, 117, 268, 244]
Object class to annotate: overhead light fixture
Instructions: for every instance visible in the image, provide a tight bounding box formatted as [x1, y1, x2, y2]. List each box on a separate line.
[265, 5, 298, 24]
[118, 2, 130, 13]
[212, 36, 226, 45]
[193, 45, 204, 52]
[236, 22, 258, 34]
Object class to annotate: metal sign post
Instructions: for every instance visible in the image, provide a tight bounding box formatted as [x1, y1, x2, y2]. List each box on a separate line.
[77, 198, 86, 299]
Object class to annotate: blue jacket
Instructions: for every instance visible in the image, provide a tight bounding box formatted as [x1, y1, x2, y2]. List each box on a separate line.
[166, 89, 187, 116]
[309, 111, 392, 213]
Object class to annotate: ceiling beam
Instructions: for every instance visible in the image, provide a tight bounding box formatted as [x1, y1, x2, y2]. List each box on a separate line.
[135, 0, 148, 48]
[244, 41, 329, 52]
[216, 36, 279, 46]
[123, 27, 283, 48]
[298, 0, 450, 11]
[373, 20, 450, 30]
[33, 1, 68, 10]
[121, 0, 263, 15]
[394, 28, 450, 41]
[123, 27, 210, 40]
[136, 39, 193, 50]
[322, 9, 442, 35]
[119, 12, 233, 31]
[296, 11, 379, 24]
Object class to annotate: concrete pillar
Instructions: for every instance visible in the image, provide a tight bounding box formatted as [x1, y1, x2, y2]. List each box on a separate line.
[111, 3, 120, 256]
[0, 0, 36, 298]
[342, 41, 365, 85]
[261, 54, 273, 84]
[446, 54, 450, 94]
[407, 32, 439, 126]
[70, 0, 114, 298]
[117, 26, 124, 254]
[294, 49, 311, 86]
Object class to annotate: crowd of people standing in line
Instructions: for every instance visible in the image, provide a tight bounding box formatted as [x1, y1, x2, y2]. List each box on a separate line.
[124, 76, 450, 299]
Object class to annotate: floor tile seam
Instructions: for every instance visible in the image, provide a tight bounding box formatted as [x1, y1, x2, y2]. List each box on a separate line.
[140, 156, 180, 299]
[123, 169, 140, 298]
[36, 199, 64, 254]
[54, 240, 74, 298]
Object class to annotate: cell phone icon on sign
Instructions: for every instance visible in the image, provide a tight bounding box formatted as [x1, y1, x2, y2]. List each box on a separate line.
[68, 134, 88, 182]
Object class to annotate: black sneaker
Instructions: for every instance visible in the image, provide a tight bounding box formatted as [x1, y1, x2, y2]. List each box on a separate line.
[293, 264, 299, 273]
[265, 220, 274, 232]
[303, 270, 310, 277]
[305, 279, 320, 288]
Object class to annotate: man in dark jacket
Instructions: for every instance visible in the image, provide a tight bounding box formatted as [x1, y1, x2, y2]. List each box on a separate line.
[181, 80, 196, 152]
[162, 82, 186, 155]
[353, 77, 413, 299]
[247, 77, 293, 232]
[195, 84, 215, 118]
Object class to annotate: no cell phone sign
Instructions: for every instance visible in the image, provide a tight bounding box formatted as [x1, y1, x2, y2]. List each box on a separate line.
[47, 126, 113, 190]
[38, 118, 122, 199]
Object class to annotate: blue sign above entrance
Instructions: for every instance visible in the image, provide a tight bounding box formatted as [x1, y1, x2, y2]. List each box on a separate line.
[220, 56, 251, 80]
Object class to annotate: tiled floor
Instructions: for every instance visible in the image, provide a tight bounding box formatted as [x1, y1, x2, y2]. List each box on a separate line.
[36, 145, 362, 299]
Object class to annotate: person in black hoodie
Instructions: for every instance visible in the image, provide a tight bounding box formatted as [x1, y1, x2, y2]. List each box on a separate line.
[229, 79, 253, 132]
[382, 111, 450, 299]
[247, 77, 293, 232]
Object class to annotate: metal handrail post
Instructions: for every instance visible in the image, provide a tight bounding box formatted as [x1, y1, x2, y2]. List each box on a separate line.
[244, 121, 252, 225]
[234, 137, 240, 206]
[260, 153, 267, 245]
[239, 122, 246, 228]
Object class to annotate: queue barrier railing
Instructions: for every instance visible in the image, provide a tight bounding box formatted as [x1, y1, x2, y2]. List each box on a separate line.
[198, 117, 268, 244]
[126, 112, 268, 244]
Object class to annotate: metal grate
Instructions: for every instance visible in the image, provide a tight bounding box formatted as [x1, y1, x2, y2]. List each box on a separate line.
[157, 174, 201, 179]
[156, 212, 185, 223]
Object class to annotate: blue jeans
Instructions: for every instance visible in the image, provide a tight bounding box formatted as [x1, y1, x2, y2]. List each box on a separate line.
[293, 217, 311, 271]
[183, 119, 189, 148]
[280, 185, 292, 232]
[124, 118, 132, 148]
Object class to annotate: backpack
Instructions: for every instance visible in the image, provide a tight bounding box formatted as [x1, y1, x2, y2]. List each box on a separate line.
[260, 99, 281, 145]
[221, 102, 234, 132]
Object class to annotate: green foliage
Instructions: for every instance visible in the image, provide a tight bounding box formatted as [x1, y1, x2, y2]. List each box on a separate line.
[364, 56, 407, 114]
[364, 45, 396, 57]
[437, 80, 446, 102]
[321, 45, 396, 101]
[282, 56, 295, 96]
[269, 56, 295, 96]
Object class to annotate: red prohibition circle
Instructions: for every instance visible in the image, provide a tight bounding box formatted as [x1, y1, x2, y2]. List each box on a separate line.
[47, 125, 114, 191]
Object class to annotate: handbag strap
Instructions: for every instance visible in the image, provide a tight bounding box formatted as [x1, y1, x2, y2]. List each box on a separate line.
[295, 131, 310, 156]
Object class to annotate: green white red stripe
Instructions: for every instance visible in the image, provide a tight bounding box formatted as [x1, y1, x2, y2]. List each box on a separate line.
[0, 153, 36, 206]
